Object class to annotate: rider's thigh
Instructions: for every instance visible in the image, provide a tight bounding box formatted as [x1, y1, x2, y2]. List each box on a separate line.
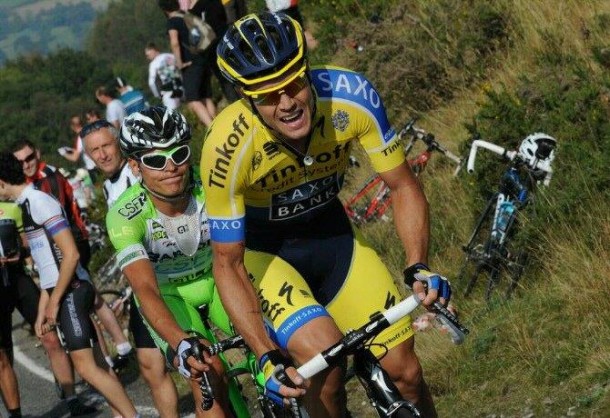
[378, 336, 423, 390]
[285, 315, 343, 364]
[245, 250, 335, 350]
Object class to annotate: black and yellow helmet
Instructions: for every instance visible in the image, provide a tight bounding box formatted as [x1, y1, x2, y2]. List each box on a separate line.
[216, 12, 307, 96]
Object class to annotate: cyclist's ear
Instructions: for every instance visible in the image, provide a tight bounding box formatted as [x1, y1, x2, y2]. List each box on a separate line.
[128, 158, 140, 176]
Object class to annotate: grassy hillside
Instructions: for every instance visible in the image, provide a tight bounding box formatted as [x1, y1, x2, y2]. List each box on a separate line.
[312, 0, 610, 416]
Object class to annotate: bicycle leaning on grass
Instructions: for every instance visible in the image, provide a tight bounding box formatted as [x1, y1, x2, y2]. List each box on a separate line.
[344, 119, 464, 225]
[458, 133, 557, 301]
[198, 291, 469, 418]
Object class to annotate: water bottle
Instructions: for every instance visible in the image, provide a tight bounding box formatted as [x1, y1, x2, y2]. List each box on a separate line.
[496, 201, 515, 234]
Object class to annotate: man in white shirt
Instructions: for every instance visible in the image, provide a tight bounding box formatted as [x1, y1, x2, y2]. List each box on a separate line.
[145, 43, 182, 111]
[95, 86, 126, 130]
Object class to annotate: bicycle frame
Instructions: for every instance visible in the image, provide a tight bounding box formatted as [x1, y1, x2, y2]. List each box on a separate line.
[461, 139, 553, 300]
[203, 333, 295, 417]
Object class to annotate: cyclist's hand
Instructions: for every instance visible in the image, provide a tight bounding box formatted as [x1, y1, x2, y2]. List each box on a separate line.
[403, 263, 452, 306]
[259, 349, 306, 406]
[173, 337, 210, 379]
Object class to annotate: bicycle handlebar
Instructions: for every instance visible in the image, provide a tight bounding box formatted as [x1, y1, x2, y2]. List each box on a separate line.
[297, 294, 469, 379]
[467, 139, 518, 173]
[467, 139, 554, 186]
[398, 119, 464, 176]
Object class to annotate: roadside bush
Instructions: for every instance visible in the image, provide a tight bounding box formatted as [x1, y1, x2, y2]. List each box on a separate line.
[305, 0, 512, 122]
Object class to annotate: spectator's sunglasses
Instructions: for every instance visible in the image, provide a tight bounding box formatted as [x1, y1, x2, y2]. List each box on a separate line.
[18, 151, 37, 165]
[246, 71, 310, 106]
[138, 145, 191, 171]
[80, 119, 114, 139]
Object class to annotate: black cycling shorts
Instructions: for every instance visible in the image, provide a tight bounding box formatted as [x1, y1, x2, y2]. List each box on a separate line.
[0, 265, 41, 351]
[53, 279, 98, 352]
[128, 294, 157, 349]
[182, 62, 213, 102]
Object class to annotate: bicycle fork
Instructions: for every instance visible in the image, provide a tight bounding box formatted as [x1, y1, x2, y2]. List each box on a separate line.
[353, 350, 421, 417]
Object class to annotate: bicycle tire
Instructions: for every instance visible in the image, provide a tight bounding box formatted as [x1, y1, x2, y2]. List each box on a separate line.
[505, 249, 527, 299]
[459, 195, 496, 297]
[463, 262, 485, 298]
[484, 263, 502, 302]
[391, 405, 420, 418]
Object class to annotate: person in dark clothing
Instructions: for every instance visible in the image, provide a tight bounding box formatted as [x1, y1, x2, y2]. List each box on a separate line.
[158, 0, 217, 127]
[189, 0, 240, 103]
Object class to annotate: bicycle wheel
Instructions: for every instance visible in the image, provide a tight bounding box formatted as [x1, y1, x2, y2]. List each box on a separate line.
[390, 405, 420, 418]
[458, 195, 496, 297]
[494, 215, 529, 300]
[344, 175, 389, 224]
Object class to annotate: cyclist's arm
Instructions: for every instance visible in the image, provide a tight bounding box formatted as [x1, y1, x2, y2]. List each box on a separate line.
[46, 228, 80, 324]
[211, 241, 306, 398]
[379, 161, 434, 303]
[211, 240, 277, 358]
[122, 259, 191, 351]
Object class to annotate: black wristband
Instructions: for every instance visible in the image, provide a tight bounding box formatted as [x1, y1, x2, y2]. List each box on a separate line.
[403, 262, 429, 289]
[259, 349, 293, 369]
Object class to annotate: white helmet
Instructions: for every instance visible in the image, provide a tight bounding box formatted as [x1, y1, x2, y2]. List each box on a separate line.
[518, 132, 557, 170]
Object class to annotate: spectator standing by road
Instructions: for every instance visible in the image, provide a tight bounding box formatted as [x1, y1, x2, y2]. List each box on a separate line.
[114, 77, 149, 115]
[95, 86, 126, 130]
[158, 0, 216, 128]
[81, 119, 181, 418]
[0, 153, 139, 418]
[10, 139, 135, 372]
[58, 115, 99, 183]
[85, 108, 102, 124]
[145, 42, 183, 111]
[265, 0, 318, 49]
[222, 0, 247, 24]
[0, 200, 98, 417]
[190, 0, 240, 104]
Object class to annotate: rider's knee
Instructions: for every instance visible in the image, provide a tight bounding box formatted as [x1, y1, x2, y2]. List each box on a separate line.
[0, 348, 12, 367]
[39, 332, 62, 352]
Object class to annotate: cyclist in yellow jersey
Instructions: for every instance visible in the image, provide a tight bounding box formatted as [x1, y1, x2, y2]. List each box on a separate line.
[202, 12, 452, 417]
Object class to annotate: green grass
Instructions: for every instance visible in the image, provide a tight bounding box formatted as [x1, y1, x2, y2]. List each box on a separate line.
[330, 1, 610, 415]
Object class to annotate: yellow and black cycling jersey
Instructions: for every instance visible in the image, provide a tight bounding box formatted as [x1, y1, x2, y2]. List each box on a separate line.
[201, 65, 406, 243]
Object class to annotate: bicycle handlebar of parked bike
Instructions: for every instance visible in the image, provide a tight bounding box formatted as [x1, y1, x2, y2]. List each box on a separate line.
[466, 140, 518, 174]
[398, 118, 464, 176]
[467, 139, 554, 185]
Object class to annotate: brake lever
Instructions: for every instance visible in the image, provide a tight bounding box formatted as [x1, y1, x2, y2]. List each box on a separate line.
[432, 302, 470, 345]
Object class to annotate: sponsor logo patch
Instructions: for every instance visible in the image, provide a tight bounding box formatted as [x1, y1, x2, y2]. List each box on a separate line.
[331, 110, 350, 132]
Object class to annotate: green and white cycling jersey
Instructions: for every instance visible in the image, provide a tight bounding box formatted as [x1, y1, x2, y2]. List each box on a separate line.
[106, 177, 233, 355]
[107, 179, 212, 287]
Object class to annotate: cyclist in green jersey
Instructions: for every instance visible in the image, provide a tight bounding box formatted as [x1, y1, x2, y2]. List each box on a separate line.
[106, 106, 246, 417]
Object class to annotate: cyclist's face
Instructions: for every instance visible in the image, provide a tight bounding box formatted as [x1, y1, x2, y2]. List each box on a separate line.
[13, 146, 39, 178]
[248, 71, 314, 142]
[83, 128, 124, 177]
[131, 146, 191, 198]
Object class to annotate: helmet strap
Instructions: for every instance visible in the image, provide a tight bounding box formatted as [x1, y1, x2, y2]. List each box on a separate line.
[141, 167, 195, 203]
